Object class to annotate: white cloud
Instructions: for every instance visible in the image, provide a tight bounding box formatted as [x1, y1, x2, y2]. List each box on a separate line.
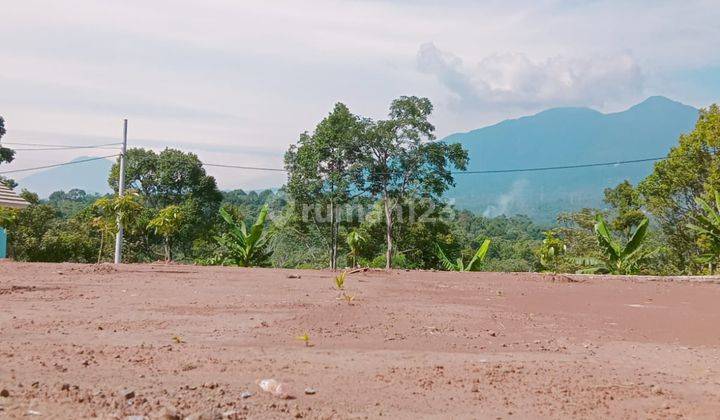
[418, 42, 644, 111]
[1, 0, 719, 190]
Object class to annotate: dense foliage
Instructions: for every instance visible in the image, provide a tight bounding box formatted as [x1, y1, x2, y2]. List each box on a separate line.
[2, 103, 719, 276]
[0, 115, 18, 188]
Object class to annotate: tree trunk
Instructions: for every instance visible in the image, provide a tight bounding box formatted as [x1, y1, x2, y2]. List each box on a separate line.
[97, 231, 105, 263]
[330, 200, 336, 270]
[164, 238, 171, 263]
[333, 204, 340, 270]
[383, 192, 393, 270]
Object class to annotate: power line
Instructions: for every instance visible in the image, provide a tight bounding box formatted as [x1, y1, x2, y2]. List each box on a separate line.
[0, 145, 670, 178]
[200, 156, 667, 174]
[451, 157, 665, 174]
[203, 163, 286, 172]
[1, 141, 122, 149]
[0, 155, 120, 175]
[12, 146, 121, 151]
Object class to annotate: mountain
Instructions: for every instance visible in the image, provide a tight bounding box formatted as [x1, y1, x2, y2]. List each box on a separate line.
[17, 156, 114, 198]
[444, 96, 699, 223]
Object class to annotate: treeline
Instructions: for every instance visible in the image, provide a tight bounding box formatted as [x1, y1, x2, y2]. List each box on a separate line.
[0, 102, 719, 275]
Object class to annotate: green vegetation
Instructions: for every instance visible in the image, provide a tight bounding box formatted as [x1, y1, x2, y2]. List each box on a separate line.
[687, 191, 720, 273]
[575, 215, 654, 274]
[2, 103, 720, 277]
[0, 115, 17, 188]
[536, 231, 566, 272]
[212, 204, 273, 267]
[436, 239, 491, 272]
[148, 205, 186, 262]
[346, 230, 365, 268]
[334, 271, 346, 290]
[296, 332, 311, 347]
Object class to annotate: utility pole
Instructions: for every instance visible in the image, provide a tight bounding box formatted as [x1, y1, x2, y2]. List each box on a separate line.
[114, 119, 128, 264]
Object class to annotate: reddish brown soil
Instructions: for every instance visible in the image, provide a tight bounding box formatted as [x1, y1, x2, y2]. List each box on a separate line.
[1, 262, 720, 419]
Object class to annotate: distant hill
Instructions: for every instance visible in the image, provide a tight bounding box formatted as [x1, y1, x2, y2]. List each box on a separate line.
[444, 96, 699, 223]
[17, 156, 114, 198]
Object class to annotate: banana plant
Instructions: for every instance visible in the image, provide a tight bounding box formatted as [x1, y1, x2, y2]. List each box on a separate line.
[436, 239, 491, 272]
[215, 204, 273, 267]
[576, 214, 654, 274]
[687, 191, 720, 273]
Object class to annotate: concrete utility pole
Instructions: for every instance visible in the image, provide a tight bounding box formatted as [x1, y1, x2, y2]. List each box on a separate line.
[114, 119, 128, 264]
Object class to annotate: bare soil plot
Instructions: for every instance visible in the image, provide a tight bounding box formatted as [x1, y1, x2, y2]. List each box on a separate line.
[1, 262, 720, 419]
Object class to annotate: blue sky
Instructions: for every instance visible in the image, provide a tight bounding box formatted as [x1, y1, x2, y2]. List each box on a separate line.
[1, 0, 719, 190]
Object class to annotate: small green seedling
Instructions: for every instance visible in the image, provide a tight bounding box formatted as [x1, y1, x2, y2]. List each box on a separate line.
[334, 271, 347, 290]
[336, 292, 355, 304]
[296, 332, 311, 347]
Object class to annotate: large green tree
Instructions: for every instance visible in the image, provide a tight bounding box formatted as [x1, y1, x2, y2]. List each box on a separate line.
[108, 148, 222, 262]
[109, 148, 222, 209]
[639, 104, 720, 272]
[361, 96, 468, 268]
[284, 103, 365, 269]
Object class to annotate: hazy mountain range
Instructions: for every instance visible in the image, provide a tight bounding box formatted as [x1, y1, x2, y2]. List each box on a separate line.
[444, 96, 699, 222]
[17, 156, 114, 198]
[13, 96, 700, 222]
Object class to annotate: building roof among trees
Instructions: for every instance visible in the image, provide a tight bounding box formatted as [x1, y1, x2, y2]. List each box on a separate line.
[0, 184, 30, 209]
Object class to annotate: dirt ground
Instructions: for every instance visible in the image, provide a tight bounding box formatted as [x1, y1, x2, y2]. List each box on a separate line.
[1, 262, 720, 419]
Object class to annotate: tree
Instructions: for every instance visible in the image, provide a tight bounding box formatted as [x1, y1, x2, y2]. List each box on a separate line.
[639, 105, 720, 272]
[0, 116, 17, 188]
[5, 202, 97, 263]
[576, 215, 654, 275]
[48, 189, 100, 218]
[0, 116, 13, 165]
[284, 103, 365, 269]
[108, 148, 222, 261]
[361, 96, 468, 268]
[436, 239, 491, 272]
[91, 191, 144, 262]
[109, 148, 221, 208]
[687, 191, 720, 273]
[214, 204, 273, 267]
[148, 205, 186, 262]
[603, 181, 646, 239]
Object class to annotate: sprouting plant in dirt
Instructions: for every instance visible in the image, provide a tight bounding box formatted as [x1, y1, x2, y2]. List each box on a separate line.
[296, 332, 311, 347]
[172, 335, 185, 344]
[337, 292, 355, 305]
[334, 271, 347, 290]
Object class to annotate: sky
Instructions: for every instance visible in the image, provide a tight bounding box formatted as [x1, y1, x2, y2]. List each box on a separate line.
[1, 0, 719, 190]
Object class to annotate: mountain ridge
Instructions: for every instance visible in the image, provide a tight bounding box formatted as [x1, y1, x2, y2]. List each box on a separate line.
[17, 155, 114, 198]
[443, 96, 699, 222]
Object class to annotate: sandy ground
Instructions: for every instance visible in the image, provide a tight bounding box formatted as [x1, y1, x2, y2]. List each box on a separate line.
[1, 262, 720, 419]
